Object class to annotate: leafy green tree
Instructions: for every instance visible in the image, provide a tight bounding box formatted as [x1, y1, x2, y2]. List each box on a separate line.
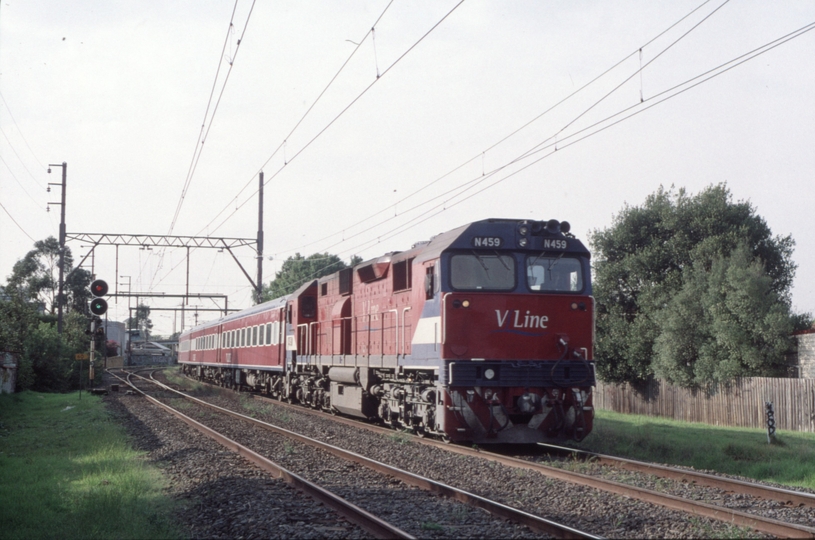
[17, 312, 88, 392]
[261, 253, 362, 301]
[0, 293, 39, 354]
[4, 236, 93, 316]
[590, 184, 803, 387]
[653, 246, 794, 385]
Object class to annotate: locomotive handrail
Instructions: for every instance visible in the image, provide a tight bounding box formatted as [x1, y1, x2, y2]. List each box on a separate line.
[441, 292, 451, 345]
[401, 306, 411, 357]
[386, 309, 398, 357]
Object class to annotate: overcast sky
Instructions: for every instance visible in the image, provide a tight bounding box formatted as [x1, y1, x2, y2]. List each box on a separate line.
[1, 0, 813, 335]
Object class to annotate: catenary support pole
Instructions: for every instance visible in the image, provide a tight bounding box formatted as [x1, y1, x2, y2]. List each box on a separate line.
[257, 172, 264, 304]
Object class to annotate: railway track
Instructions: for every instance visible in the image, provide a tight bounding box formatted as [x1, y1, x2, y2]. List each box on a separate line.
[113, 368, 600, 539]
[162, 369, 815, 538]
[535, 442, 815, 509]
[111, 369, 412, 539]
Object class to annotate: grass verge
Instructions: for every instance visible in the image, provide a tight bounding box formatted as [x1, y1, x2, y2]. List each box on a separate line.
[575, 410, 815, 490]
[0, 391, 183, 540]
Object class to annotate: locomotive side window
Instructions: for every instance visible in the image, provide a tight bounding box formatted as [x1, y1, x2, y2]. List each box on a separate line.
[525, 255, 583, 292]
[339, 267, 353, 295]
[393, 258, 414, 292]
[450, 253, 515, 291]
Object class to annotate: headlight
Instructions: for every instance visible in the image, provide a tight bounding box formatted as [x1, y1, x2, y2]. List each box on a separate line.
[519, 238, 528, 247]
[484, 368, 495, 380]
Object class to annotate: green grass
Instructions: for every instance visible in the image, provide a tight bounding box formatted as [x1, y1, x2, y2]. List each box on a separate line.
[574, 410, 815, 490]
[0, 391, 183, 540]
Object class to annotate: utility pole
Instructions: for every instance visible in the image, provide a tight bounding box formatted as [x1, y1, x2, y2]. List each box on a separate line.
[257, 171, 264, 304]
[48, 162, 67, 334]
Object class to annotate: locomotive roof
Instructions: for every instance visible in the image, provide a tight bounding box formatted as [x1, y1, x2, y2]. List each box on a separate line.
[349, 218, 589, 269]
[180, 218, 588, 338]
[410, 218, 590, 263]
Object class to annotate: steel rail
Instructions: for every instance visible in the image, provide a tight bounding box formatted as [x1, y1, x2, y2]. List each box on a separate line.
[182, 373, 815, 538]
[537, 442, 815, 509]
[245, 391, 815, 538]
[137, 370, 601, 540]
[109, 370, 414, 540]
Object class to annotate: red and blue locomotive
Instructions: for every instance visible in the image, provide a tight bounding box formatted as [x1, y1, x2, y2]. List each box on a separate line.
[179, 218, 596, 443]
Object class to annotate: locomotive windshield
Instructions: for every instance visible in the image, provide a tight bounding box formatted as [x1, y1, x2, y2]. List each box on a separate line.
[450, 252, 515, 290]
[526, 254, 583, 292]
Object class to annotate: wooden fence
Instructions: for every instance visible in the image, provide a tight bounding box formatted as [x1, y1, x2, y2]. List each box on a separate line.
[594, 377, 815, 433]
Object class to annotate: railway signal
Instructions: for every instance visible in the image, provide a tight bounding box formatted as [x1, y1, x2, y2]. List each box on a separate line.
[89, 279, 108, 316]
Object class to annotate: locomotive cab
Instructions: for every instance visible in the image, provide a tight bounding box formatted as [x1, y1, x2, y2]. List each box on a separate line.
[436, 219, 596, 443]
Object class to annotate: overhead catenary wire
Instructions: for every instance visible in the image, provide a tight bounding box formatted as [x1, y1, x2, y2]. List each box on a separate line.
[324, 18, 815, 260]
[148, 0, 256, 292]
[0, 90, 48, 185]
[153, 5, 813, 322]
[272, 0, 730, 258]
[0, 201, 36, 242]
[189, 0, 728, 274]
[270, 0, 722, 258]
[0, 154, 46, 210]
[198, 0, 468, 238]
[150, 0, 397, 293]
[150, 0, 455, 292]
[195, 0, 397, 236]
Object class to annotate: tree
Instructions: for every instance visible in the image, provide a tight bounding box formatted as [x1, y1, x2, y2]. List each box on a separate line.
[261, 253, 362, 302]
[590, 184, 804, 387]
[0, 293, 39, 354]
[4, 236, 93, 316]
[125, 303, 153, 340]
[17, 311, 89, 392]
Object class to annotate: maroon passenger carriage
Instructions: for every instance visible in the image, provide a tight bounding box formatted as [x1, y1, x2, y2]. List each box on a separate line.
[179, 218, 596, 443]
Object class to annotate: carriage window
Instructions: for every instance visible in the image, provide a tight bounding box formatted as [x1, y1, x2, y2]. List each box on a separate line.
[450, 253, 515, 291]
[266, 323, 272, 344]
[252, 326, 258, 346]
[526, 255, 583, 292]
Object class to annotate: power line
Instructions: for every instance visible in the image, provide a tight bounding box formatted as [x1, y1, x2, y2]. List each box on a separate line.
[272, 0, 729, 253]
[152, 0, 256, 292]
[150, 0, 447, 293]
[0, 154, 46, 209]
[270, 0, 724, 258]
[200, 0, 467, 237]
[325, 18, 815, 258]
[197, 0, 398, 235]
[168, 0, 248, 236]
[0, 200, 35, 242]
[0, 90, 47, 183]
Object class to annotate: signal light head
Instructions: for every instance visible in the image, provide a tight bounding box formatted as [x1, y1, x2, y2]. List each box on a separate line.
[90, 298, 108, 316]
[90, 279, 109, 297]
